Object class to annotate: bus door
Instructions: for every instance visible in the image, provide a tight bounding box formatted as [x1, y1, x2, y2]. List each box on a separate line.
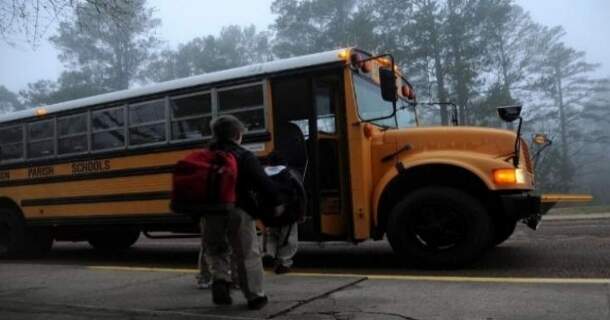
[271, 72, 350, 241]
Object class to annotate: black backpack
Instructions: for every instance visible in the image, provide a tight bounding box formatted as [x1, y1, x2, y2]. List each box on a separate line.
[258, 167, 306, 227]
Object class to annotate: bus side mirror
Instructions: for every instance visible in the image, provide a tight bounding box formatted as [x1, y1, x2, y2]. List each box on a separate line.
[379, 68, 397, 103]
[496, 105, 522, 122]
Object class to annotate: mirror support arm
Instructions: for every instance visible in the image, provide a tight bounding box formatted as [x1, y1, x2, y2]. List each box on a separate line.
[513, 116, 523, 167]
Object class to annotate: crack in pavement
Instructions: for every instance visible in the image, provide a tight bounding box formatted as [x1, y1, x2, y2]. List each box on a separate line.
[353, 311, 421, 320]
[266, 277, 368, 319]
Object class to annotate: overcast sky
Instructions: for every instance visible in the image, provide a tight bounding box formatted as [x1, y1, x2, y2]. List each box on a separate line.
[0, 0, 608, 93]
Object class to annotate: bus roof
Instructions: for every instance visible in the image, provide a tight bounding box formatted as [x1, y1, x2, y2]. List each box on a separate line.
[0, 48, 350, 125]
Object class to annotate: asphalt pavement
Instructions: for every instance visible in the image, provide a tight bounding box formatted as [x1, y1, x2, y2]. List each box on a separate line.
[1, 216, 610, 320]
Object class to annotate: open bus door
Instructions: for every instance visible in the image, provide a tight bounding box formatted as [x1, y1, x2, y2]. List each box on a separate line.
[271, 72, 351, 241]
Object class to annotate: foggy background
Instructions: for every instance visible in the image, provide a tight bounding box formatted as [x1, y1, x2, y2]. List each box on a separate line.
[0, 0, 609, 207]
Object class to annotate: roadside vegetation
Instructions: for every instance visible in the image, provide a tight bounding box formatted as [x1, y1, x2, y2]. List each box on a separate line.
[1, 0, 609, 205]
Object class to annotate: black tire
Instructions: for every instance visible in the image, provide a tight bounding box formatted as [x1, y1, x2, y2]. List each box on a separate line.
[0, 208, 27, 258]
[88, 228, 140, 252]
[387, 187, 493, 269]
[0, 209, 52, 258]
[24, 227, 54, 257]
[491, 217, 517, 247]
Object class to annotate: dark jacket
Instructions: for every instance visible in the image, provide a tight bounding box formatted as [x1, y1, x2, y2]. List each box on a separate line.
[209, 139, 281, 217]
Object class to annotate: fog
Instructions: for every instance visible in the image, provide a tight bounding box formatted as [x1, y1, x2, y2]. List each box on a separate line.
[1, 0, 608, 92]
[0, 0, 609, 206]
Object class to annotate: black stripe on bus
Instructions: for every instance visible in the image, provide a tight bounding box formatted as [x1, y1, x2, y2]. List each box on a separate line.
[25, 213, 194, 227]
[21, 191, 171, 207]
[0, 164, 175, 188]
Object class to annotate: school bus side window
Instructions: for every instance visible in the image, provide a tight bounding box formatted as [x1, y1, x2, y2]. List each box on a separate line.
[128, 99, 166, 146]
[28, 120, 55, 158]
[170, 92, 212, 140]
[0, 125, 24, 161]
[218, 84, 265, 131]
[91, 106, 125, 150]
[58, 113, 88, 155]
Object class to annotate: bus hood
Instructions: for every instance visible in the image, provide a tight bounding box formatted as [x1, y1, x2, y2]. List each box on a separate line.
[382, 126, 525, 165]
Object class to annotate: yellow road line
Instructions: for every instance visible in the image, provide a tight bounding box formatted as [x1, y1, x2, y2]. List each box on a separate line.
[288, 272, 610, 284]
[88, 266, 610, 285]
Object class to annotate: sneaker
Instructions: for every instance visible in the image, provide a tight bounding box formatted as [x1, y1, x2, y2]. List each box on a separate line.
[197, 279, 212, 289]
[247, 295, 268, 310]
[196, 274, 212, 289]
[212, 280, 232, 305]
[273, 264, 290, 274]
[230, 281, 240, 289]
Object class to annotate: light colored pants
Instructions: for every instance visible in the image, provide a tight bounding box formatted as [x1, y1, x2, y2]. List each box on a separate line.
[264, 223, 298, 268]
[198, 217, 212, 282]
[198, 218, 238, 284]
[203, 208, 265, 300]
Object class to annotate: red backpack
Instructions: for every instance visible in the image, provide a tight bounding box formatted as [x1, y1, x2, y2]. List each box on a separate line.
[170, 149, 238, 216]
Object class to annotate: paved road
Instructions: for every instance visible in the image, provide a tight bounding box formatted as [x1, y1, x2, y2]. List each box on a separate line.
[1, 217, 610, 319]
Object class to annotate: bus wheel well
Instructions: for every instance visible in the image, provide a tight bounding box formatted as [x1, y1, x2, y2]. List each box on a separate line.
[0, 198, 22, 216]
[375, 164, 490, 239]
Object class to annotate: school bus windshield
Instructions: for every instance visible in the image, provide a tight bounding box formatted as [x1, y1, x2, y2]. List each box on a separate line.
[353, 73, 416, 129]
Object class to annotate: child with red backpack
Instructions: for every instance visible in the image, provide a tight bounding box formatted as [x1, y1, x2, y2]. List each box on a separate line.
[172, 115, 283, 310]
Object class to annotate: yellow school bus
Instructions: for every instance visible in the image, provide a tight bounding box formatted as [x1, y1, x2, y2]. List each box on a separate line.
[0, 48, 589, 267]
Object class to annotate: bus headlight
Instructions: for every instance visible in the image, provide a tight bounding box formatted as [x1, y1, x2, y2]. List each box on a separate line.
[493, 168, 525, 185]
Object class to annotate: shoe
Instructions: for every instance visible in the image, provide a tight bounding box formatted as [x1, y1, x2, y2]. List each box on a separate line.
[273, 264, 290, 274]
[196, 275, 212, 289]
[247, 295, 268, 310]
[230, 281, 240, 290]
[212, 280, 232, 305]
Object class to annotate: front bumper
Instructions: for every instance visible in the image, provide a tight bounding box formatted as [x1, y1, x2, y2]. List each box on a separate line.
[500, 193, 546, 230]
[499, 193, 593, 230]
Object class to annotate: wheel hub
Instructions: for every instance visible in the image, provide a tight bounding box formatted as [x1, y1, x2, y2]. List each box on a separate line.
[411, 206, 466, 250]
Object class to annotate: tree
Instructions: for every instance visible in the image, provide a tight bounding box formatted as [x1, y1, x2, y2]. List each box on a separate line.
[477, 0, 541, 125]
[145, 25, 272, 82]
[0, 86, 23, 113]
[526, 26, 602, 191]
[20, 69, 113, 107]
[49, 0, 160, 91]
[398, 0, 451, 123]
[271, 0, 377, 58]
[0, 0, 136, 46]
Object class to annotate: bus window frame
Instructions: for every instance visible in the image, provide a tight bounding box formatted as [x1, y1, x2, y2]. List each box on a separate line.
[0, 81, 272, 165]
[169, 90, 214, 142]
[127, 98, 169, 148]
[216, 81, 268, 134]
[57, 112, 90, 157]
[27, 118, 56, 160]
[0, 123, 25, 163]
[90, 105, 128, 153]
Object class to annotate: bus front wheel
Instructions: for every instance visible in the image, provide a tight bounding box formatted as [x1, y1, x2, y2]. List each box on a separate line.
[491, 217, 517, 247]
[88, 228, 140, 252]
[387, 187, 492, 269]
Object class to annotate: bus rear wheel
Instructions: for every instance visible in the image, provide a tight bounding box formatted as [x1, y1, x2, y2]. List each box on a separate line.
[0, 208, 26, 258]
[387, 187, 492, 269]
[0, 209, 53, 258]
[88, 228, 140, 252]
